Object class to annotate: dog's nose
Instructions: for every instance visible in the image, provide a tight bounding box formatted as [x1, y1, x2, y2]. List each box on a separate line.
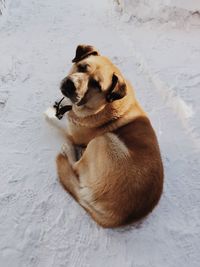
[61, 79, 76, 99]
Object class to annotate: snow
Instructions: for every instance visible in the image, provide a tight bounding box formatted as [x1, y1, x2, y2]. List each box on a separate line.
[0, 0, 5, 15]
[116, 0, 200, 25]
[0, 1, 200, 267]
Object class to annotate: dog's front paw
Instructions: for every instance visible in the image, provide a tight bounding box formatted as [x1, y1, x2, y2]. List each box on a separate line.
[44, 107, 57, 121]
[61, 143, 71, 157]
[61, 141, 76, 164]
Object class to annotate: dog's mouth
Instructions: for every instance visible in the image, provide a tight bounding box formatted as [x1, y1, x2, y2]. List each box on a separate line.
[76, 92, 88, 106]
[60, 80, 88, 107]
[64, 94, 87, 107]
[53, 97, 72, 119]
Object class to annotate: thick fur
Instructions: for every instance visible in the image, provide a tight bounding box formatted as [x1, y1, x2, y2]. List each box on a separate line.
[55, 45, 164, 228]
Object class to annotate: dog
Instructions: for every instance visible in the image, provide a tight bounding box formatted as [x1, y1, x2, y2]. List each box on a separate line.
[50, 44, 164, 228]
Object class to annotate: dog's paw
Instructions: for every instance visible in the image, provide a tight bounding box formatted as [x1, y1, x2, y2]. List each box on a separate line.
[61, 142, 74, 158]
[44, 107, 57, 121]
[61, 142, 76, 164]
[61, 143, 70, 157]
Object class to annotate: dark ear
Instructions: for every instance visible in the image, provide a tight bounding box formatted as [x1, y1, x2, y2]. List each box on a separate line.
[72, 44, 99, 63]
[106, 73, 127, 102]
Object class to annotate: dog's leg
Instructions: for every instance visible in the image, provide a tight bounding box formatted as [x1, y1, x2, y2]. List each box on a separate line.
[56, 152, 105, 226]
[61, 139, 76, 165]
[56, 153, 80, 201]
[57, 137, 82, 201]
[57, 133, 129, 228]
[70, 133, 129, 228]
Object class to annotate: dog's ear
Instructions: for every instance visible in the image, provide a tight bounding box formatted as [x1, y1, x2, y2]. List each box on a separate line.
[106, 73, 127, 102]
[72, 44, 99, 63]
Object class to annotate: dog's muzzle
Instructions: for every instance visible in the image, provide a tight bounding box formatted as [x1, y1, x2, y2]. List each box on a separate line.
[61, 78, 78, 103]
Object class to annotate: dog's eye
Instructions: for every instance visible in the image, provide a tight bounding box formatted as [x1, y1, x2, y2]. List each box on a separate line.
[77, 64, 88, 73]
[89, 79, 101, 91]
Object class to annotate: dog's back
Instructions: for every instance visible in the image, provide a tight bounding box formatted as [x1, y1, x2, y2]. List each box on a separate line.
[113, 116, 164, 225]
[85, 116, 164, 227]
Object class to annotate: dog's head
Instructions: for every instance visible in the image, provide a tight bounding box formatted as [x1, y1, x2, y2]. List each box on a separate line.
[60, 45, 127, 113]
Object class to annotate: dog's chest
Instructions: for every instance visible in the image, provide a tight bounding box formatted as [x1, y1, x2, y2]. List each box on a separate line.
[67, 120, 97, 145]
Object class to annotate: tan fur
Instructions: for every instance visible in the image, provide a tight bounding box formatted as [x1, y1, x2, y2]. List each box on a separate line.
[56, 45, 164, 228]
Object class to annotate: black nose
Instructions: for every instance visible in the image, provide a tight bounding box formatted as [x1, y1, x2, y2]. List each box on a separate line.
[61, 79, 76, 99]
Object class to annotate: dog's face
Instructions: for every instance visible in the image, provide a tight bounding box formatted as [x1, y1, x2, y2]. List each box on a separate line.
[60, 45, 127, 113]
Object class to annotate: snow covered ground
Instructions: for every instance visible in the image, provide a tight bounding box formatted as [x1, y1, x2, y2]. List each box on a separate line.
[0, 1, 200, 266]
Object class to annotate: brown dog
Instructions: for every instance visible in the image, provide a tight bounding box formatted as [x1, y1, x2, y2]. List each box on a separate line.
[55, 45, 164, 228]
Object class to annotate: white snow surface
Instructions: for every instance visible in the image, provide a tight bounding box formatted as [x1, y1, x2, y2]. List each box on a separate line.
[0, 1, 200, 267]
[116, 0, 200, 25]
[0, 0, 5, 15]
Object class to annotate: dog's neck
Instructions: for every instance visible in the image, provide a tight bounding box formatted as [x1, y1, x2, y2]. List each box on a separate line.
[67, 85, 146, 132]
